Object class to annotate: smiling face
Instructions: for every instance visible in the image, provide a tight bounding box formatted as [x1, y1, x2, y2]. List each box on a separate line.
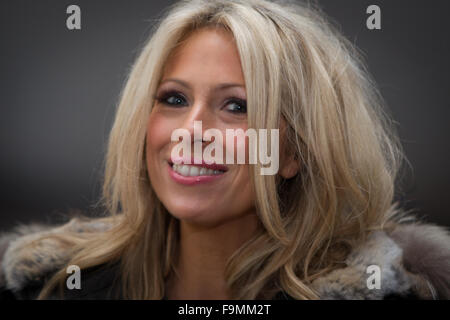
[145, 27, 257, 227]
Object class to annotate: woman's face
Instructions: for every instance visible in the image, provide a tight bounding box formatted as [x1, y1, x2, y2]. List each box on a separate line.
[145, 28, 256, 227]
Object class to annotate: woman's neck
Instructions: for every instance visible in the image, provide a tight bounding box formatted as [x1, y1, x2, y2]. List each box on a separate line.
[166, 212, 259, 300]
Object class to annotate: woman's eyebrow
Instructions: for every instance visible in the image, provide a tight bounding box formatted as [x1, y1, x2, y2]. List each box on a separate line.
[159, 78, 245, 90]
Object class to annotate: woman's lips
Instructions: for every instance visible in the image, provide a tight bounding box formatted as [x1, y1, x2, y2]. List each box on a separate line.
[170, 156, 229, 172]
[167, 161, 227, 185]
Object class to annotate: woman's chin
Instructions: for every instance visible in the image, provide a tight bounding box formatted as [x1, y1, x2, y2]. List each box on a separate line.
[166, 205, 227, 227]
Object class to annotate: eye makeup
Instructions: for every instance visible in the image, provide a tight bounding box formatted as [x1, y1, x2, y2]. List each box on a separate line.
[154, 89, 247, 114]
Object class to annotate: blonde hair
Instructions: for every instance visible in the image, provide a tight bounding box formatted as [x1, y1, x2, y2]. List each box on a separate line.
[37, 0, 407, 299]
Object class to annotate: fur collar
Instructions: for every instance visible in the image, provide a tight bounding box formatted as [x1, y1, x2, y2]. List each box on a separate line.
[1, 218, 449, 299]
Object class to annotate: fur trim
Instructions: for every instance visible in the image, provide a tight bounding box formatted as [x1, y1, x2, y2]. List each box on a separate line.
[388, 222, 450, 299]
[0, 219, 112, 292]
[0, 218, 449, 299]
[311, 230, 432, 299]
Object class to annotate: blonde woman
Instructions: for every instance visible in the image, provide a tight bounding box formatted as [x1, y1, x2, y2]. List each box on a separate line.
[1, 0, 449, 300]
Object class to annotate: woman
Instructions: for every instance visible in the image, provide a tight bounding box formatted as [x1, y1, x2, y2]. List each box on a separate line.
[1, 0, 449, 300]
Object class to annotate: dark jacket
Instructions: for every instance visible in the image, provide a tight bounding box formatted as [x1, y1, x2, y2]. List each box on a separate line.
[0, 218, 449, 300]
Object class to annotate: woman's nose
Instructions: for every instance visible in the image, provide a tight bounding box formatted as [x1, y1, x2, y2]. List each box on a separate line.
[174, 102, 214, 163]
[180, 101, 214, 138]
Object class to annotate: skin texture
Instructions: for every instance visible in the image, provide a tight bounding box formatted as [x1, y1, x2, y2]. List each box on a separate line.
[145, 27, 297, 299]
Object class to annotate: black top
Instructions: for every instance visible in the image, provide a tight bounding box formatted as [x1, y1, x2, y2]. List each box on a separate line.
[0, 262, 295, 300]
[1, 262, 123, 300]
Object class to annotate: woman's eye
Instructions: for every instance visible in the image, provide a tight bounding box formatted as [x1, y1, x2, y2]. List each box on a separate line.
[225, 99, 247, 114]
[156, 92, 187, 107]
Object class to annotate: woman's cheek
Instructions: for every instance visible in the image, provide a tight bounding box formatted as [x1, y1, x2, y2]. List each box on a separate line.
[147, 110, 174, 151]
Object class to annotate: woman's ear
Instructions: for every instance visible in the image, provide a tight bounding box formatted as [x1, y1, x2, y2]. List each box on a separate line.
[279, 153, 300, 179]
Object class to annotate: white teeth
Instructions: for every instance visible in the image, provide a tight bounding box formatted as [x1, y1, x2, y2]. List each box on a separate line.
[179, 164, 190, 176]
[172, 164, 223, 177]
[189, 166, 200, 176]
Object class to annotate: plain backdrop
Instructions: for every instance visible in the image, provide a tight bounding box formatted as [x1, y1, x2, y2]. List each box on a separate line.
[1, 0, 449, 231]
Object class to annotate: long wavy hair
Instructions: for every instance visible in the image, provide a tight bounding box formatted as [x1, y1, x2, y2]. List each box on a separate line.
[37, 0, 408, 299]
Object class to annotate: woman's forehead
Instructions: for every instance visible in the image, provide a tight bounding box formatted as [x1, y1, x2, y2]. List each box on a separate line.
[161, 28, 244, 85]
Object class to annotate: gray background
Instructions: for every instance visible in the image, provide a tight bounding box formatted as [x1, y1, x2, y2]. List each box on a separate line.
[1, 0, 449, 231]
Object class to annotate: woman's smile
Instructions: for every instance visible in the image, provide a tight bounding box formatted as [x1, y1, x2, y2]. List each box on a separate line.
[171, 163, 226, 177]
[167, 161, 228, 185]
